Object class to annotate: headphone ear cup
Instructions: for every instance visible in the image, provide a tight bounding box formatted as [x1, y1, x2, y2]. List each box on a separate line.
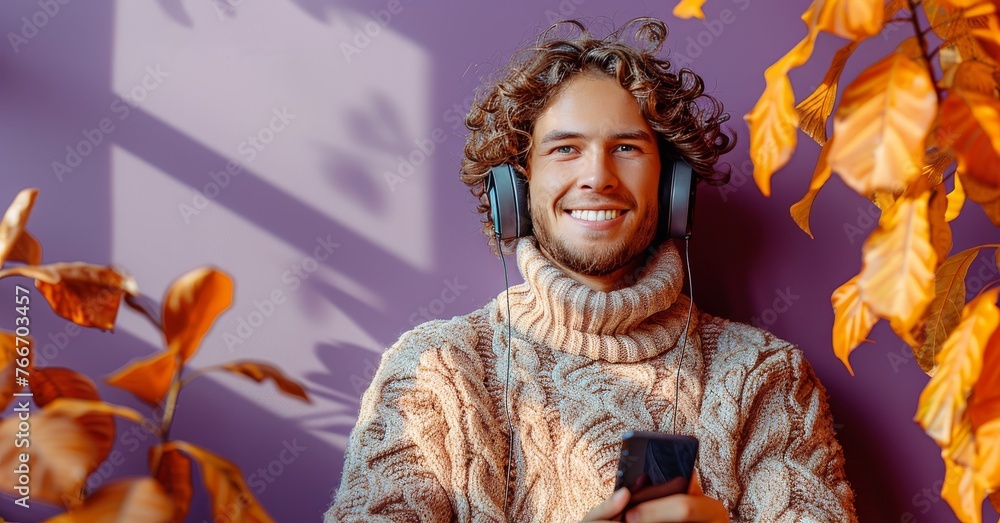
[487, 164, 532, 240]
[660, 159, 696, 239]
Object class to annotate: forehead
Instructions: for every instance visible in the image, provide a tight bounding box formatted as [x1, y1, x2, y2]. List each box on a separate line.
[533, 73, 653, 136]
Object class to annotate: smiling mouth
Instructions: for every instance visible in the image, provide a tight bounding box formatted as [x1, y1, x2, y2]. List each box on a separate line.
[566, 209, 627, 221]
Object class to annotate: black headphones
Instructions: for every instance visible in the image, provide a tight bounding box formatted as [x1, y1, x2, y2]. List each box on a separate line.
[485, 158, 696, 241]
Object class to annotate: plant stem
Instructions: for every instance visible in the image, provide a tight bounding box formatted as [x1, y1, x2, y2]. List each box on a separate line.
[908, 0, 943, 104]
[159, 354, 184, 443]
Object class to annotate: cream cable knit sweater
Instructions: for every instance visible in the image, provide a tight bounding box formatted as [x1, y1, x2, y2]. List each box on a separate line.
[326, 238, 856, 522]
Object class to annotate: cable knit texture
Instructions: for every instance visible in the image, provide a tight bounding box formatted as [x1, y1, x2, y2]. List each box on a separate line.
[325, 238, 856, 522]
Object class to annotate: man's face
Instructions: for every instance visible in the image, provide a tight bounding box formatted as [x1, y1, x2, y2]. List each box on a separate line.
[526, 72, 661, 277]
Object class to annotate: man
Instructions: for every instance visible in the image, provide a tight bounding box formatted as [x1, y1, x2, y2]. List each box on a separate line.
[326, 18, 855, 522]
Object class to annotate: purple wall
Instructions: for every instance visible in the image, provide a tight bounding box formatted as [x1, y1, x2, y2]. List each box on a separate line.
[0, 1, 995, 521]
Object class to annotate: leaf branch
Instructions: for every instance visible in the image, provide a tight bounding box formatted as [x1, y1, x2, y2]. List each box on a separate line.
[908, 0, 943, 104]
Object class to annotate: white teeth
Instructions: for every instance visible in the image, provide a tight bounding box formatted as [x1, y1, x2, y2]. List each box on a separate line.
[570, 209, 621, 221]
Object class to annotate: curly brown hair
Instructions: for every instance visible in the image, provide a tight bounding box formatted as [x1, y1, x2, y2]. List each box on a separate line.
[460, 17, 735, 254]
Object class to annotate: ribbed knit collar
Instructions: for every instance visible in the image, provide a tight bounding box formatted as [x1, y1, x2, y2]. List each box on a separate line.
[497, 237, 697, 363]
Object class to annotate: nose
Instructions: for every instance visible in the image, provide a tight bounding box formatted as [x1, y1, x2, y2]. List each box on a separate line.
[576, 150, 619, 192]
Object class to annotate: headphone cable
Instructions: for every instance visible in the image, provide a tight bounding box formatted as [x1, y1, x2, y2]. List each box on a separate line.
[498, 236, 515, 521]
[672, 238, 694, 436]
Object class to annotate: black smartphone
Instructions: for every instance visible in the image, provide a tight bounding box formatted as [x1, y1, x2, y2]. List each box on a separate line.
[614, 431, 699, 515]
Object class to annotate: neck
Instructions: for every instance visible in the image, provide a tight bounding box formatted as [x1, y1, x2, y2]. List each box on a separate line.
[535, 242, 654, 293]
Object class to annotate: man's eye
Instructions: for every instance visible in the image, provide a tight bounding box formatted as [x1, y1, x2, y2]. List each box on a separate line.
[554, 145, 575, 154]
[617, 144, 637, 152]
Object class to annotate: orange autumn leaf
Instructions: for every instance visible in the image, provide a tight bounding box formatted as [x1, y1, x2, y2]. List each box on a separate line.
[0, 188, 39, 266]
[33, 263, 138, 331]
[790, 136, 835, 237]
[946, 173, 966, 221]
[858, 191, 937, 331]
[0, 408, 101, 506]
[916, 287, 1000, 447]
[106, 350, 178, 408]
[149, 446, 193, 523]
[828, 52, 938, 195]
[795, 0, 903, 146]
[916, 247, 983, 375]
[942, 456, 987, 523]
[33, 368, 116, 469]
[928, 182, 954, 265]
[796, 41, 859, 146]
[969, 325, 1000, 489]
[0, 397, 145, 507]
[0, 330, 30, 412]
[221, 361, 311, 403]
[162, 267, 233, 362]
[952, 60, 999, 95]
[814, 0, 885, 40]
[43, 477, 173, 523]
[960, 170, 1000, 226]
[7, 230, 41, 266]
[672, 0, 707, 19]
[831, 274, 878, 375]
[938, 89, 1000, 190]
[745, 42, 807, 196]
[160, 441, 275, 523]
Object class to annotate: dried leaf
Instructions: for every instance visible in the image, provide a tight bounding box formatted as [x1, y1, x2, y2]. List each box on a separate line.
[672, 0, 706, 19]
[32, 367, 101, 407]
[946, 173, 966, 221]
[43, 477, 173, 523]
[969, 325, 1000, 489]
[859, 191, 937, 331]
[831, 275, 878, 375]
[149, 446, 193, 523]
[960, 170, 1000, 226]
[942, 456, 986, 523]
[34, 263, 137, 331]
[916, 287, 1000, 446]
[0, 263, 60, 283]
[814, 0, 885, 39]
[796, 42, 859, 145]
[790, 136, 835, 238]
[0, 188, 39, 266]
[106, 350, 178, 408]
[828, 52, 938, 195]
[32, 368, 116, 469]
[7, 230, 41, 266]
[0, 330, 30, 412]
[921, 150, 956, 185]
[0, 409, 100, 506]
[161, 440, 275, 523]
[745, 40, 808, 196]
[42, 398, 145, 424]
[162, 267, 233, 362]
[929, 183, 954, 264]
[915, 248, 982, 375]
[925, 0, 995, 64]
[221, 361, 311, 403]
[939, 89, 1000, 189]
[953, 60, 999, 95]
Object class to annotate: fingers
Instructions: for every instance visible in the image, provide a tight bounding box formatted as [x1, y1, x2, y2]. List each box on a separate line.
[688, 470, 703, 496]
[581, 488, 631, 522]
[623, 494, 729, 523]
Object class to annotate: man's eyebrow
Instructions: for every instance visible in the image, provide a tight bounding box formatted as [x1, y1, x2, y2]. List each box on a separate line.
[537, 129, 655, 144]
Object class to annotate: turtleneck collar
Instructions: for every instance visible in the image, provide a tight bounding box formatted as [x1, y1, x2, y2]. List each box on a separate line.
[497, 236, 698, 363]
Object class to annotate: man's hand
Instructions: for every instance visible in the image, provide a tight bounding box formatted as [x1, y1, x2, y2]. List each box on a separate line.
[580, 474, 729, 523]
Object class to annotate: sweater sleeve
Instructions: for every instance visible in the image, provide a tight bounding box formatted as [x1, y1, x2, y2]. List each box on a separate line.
[324, 328, 455, 523]
[733, 347, 857, 523]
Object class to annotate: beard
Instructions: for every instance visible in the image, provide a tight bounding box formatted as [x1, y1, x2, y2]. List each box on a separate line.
[530, 197, 658, 277]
